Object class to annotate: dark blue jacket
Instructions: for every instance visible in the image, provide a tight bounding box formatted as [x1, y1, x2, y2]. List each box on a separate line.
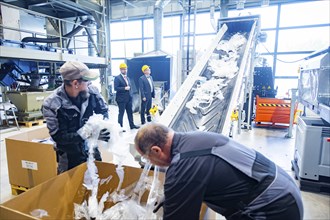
[42, 85, 108, 172]
[139, 75, 155, 100]
[114, 74, 132, 103]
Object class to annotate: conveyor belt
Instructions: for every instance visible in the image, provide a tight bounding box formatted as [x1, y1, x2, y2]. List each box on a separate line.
[159, 15, 260, 135]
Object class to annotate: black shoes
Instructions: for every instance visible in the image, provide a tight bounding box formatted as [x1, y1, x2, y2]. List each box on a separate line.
[130, 125, 140, 129]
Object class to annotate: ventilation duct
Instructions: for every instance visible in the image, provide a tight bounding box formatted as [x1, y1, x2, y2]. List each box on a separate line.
[154, 0, 170, 51]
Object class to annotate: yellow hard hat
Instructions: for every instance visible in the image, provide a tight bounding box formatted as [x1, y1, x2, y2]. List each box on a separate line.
[119, 63, 127, 69]
[141, 65, 150, 72]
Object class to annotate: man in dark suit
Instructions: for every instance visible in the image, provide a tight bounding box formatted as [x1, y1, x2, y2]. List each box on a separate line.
[138, 65, 155, 125]
[114, 63, 139, 131]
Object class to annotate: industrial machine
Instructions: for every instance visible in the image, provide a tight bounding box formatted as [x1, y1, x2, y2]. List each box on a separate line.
[159, 15, 260, 136]
[0, 1, 110, 123]
[292, 47, 330, 193]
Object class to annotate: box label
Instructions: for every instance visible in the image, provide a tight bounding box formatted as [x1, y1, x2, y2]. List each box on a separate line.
[22, 160, 38, 170]
[36, 96, 45, 101]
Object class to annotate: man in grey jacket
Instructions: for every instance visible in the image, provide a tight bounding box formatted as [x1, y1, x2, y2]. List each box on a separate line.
[42, 61, 110, 173]
[135, 123, 303, 220]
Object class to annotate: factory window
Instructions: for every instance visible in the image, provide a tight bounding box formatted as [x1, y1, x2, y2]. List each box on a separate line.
[143, 19, 154, 38]
[110, 22, 125, 40]
[110, 59, 125, 76]
[274, 78, 298, 98]
[163, 37, 180, 56]
[275, 54, 307, 77]
[195, 35, 216, 52]
[143, 39, 154, 53]
[280, 1, 330, 27]
[195, 12, 219, 34]
[228, 5, 278, 29]
[111, 40, 142, 58]
[256, 30, 276, 53]
[110, 20, 142, 39]
[255, 55, 274, 69]
[277, 26, 329, 52]
[163, 16, 180, 36]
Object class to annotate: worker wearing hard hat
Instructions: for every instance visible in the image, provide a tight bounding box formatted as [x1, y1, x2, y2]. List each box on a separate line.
[135, 123, 304, 220]
[114, 63, 139, 131]
[138, 65, 155, 125]
[42, 61, 110, 173]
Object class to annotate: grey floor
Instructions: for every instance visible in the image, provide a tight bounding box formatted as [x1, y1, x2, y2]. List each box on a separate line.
[1, 105, 329, 219]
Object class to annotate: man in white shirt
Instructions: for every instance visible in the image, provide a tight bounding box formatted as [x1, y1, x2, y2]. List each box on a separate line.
[138, 65, 155, 124]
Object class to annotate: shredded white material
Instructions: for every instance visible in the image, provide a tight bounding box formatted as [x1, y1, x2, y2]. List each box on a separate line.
[74, 114, 164, 220]
[30, 209, 48, 218]
[186, 33, 247, 114]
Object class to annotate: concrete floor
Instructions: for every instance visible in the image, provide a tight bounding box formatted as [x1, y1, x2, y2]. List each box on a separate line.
[0, 104, 329, 219]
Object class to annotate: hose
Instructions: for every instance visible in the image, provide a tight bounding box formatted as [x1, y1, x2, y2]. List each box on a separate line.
[21, 19, 93, 43]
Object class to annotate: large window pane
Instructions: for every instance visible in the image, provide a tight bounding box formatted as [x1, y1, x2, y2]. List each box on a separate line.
[255, 55, 274, 70]
[256, 30, 276, 53]
[228, 6, 278, 29]
[163, 16, 180, 36]
[163, 37, 180, 56]
[277, 27, 330, 52]
[274, 78, 298, 98]
[143, 39, 154, 53]
[110, 20, 142, 39]
[123, 20, 142, 39]
[275, 54, 307, 77]
[124, 40, 142, 57]
[280, 1, 330, 27]
[111, 41, 126, 57]
[110, 22, 125, 40]
[195, 13, 219, 34]
[143, 19, 154, 38]
[110, 40, 142, 58]
[195, 35, 216, 52]
[110, 59, 125, 76]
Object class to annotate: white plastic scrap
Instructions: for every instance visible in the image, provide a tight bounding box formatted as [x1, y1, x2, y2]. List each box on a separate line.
[99, 200, 146, 220]
[186, 78, 226, 114]
[99, 175, 112, 185]
[143, 166, 164, 220]
[30, 209, 48, 218]
[185, 33, 247, 114]
[74, 114, 165, 220]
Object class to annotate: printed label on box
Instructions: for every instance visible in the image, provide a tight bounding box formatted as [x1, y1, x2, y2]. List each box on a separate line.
[21, 160, 38, 170]
[36, 96, 45, 101]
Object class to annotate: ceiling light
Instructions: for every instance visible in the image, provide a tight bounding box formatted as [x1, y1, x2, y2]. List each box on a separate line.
[236, 0, 245, 10]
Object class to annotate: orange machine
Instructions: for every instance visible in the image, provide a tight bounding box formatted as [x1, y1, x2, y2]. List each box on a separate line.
[255, 95, 297, 126]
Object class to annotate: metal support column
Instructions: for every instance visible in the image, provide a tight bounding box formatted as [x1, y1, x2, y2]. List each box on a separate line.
[180, 0, 197, 79]
[286, 88, 298, 138]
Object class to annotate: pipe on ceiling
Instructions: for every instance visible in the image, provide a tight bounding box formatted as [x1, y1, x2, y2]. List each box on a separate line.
[154, 0, 170, 51]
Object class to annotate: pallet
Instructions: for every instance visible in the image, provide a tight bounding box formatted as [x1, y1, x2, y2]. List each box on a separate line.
[255, 122, 290, 128]
[17, 119, 45, 128]
[291, 160, 330, 195]
[11, 184, 29, 195]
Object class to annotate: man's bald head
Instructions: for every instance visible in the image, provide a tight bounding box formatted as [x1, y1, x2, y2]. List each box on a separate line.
[134, 123, 171, 154]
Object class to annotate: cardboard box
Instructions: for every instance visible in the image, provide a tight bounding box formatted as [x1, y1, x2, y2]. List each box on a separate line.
[5, 127, 57, 189]
[0, 162, 158, 219]
[0, 162, 209, 220]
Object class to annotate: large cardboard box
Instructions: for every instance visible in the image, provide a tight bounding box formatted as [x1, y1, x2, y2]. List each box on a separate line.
[0, 162, 209, 220]
[0, 162, 159, 219]
[5, 127, 57, 189]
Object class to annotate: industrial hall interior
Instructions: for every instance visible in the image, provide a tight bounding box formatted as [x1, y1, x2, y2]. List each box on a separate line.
[0, 0, 329, 219]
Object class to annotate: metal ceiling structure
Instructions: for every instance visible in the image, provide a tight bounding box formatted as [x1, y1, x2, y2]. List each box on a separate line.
[0, 0, 102, 18]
